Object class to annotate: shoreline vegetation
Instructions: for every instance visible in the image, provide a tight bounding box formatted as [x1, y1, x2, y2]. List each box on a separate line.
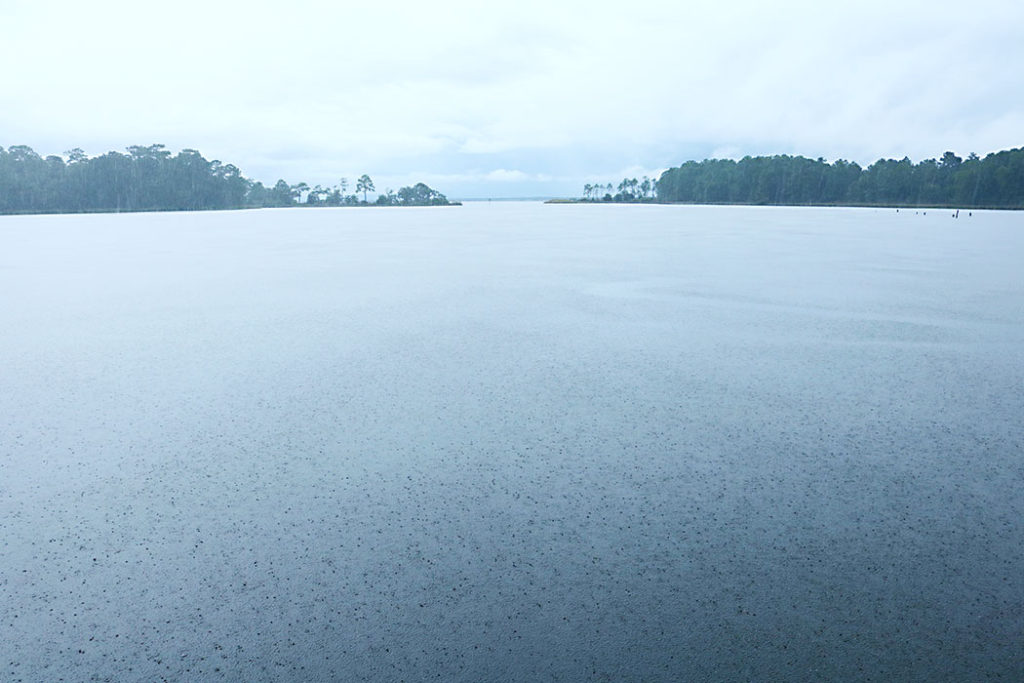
[545, 198, 1018, 211]
[554, 146, 1024, 209]
[0, 144, 458, 216]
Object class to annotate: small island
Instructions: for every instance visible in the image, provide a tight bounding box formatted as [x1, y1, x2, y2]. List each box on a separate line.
[0, 144, 459, 215]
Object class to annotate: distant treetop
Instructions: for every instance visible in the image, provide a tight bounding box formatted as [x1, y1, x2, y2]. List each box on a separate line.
[0, 144, 458, 215]
[649, 148, 1024, 209]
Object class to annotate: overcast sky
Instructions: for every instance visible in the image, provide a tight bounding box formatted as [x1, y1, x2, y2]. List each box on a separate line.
[2, 0, 1022, 198]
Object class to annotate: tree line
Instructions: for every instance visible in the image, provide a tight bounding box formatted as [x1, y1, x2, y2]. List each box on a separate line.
[582, 177, 657, 202]
[653, 148, 1024, 208]
[298, 175, 453, 207]
[0, 144, 454, 214]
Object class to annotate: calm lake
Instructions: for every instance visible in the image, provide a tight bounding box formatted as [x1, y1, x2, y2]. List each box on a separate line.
[2, 202, 1022, 680]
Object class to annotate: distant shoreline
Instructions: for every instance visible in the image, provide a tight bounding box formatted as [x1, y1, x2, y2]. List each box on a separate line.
[0, 144, 458, 215]
[0, 202, 463, 218]
[544, 198, 1019, 210]
[579, 147, 1024, 210]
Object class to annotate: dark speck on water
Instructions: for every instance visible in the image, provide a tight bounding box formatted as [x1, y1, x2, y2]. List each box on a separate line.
[1, 203, 1022, 680]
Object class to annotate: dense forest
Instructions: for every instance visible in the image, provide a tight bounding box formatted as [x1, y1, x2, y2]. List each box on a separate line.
[0, 144, 454, 214]
[650, 148, 1024, 208]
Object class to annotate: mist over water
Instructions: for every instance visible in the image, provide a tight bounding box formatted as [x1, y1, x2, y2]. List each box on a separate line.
[2, 203, 1022, 680]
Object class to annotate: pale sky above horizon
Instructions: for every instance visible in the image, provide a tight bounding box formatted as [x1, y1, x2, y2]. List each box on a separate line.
[2, 0, 1022, 198]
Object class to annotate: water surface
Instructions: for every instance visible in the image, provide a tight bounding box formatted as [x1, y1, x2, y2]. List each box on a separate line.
[2, 203, 1022, 680]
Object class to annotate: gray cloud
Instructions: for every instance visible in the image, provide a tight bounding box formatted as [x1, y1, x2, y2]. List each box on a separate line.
[2, 0, 1022, 197]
